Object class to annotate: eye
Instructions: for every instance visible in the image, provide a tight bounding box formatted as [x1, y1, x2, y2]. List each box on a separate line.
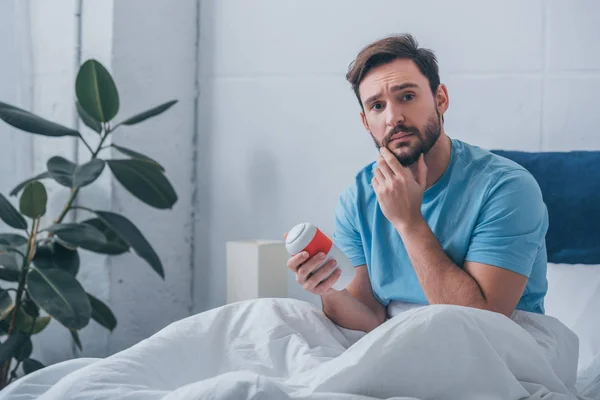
[370, 102, 384, 111]
[402, 93, 415, 101]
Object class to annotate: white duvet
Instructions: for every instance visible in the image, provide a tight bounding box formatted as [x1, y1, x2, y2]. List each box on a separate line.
[2, 298, 599, 400]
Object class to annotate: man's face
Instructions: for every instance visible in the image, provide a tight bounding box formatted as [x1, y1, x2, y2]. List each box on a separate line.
[358, 58, 446, 166]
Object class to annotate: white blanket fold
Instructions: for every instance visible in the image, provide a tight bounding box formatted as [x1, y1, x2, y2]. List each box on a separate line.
[1, 298, 594, 400]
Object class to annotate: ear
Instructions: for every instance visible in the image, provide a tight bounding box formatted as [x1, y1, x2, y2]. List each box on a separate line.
[360, 111, 371, 134]
[436, 84, 449, 116]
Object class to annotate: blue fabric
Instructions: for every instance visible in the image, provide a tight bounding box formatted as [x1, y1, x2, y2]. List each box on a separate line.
[491, 149, 600, 265]
[333, 139, 549, 314]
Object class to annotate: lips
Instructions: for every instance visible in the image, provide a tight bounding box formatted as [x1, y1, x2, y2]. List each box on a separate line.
[389, 132, 414, 142]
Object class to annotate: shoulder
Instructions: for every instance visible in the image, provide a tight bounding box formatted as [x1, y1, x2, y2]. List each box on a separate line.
[453, 140, 546, 230]
[453, 139, 543, 201]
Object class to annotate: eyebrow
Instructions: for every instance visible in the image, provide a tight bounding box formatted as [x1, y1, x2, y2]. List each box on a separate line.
[363, 83, 420, 106]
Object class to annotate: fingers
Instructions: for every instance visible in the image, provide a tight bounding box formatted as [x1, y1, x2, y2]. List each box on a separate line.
[416, 153, 427, 188]
[379, 147, 407, 177]
[287, 251, 309, 272]
[376, 155, 395, 180]
[373, 165, 386, 184]
[297, 252, 327, 280]
[314, 267, 342, 295]
[372, 173, 380, 188]
[290, 252, 340, 294]
[303, 259, 338, 292]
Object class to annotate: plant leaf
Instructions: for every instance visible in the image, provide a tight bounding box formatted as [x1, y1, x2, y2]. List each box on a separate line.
[94, 211, 164, 278]
[23, 293, 39, 317]
[19, 181, 47, 219]
[0, 194, 28, 229]
[0, 253, 19, 271]
[0, 234, 28, 247]
[118, 100, 178, 126]
[0, 102, 80, 137]
[0, 267, 19, 282]
[70, 329, 82, 351]
[0, 245, 26, 258]
[15, 335, 32, 361]
[0, 289, 13, 320]
[0, 332, 28, 363]
[76, 60, 119, 123]
[33, 243, 79, 276]
[88, 293, 117, 331]
[72, 159, 105, 188]
[111, 145, 164, 171]
[27, 267, 91, 329]
[47, 156, 76, 187]
[107, 159, 177, 209]
[32, 316, 51, 335]
[47, 157, 105, 189]
[32, 245, 54, 269]
[46, 223, 106, 249]
[15, 308, 51, 335]
[80, 218, 129, 255]
[52, 242, 80, 276]
[10, 172, 51, 197]
[76, 101, 102, 134]
[23, 358, 45, 375]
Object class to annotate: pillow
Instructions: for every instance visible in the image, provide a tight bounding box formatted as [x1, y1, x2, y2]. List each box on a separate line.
[491, 150, 600, 265]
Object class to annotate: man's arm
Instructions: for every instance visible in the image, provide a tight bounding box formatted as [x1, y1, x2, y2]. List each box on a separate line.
[397, 220, 527, 317]
[288, 250, 385, 333]
[321, 266, 387, 332]
[324, 182, 386, 332]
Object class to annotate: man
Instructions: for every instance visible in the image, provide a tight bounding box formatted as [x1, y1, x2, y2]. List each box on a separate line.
[287, 34, 549, 333]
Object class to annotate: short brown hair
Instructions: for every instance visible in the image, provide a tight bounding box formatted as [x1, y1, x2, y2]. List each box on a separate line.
[346, 34, 440, 108]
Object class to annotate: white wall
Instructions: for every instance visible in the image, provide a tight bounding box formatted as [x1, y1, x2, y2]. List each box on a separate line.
[196, 0, 600, 309]
[107, 0, 198, 354]
[1, 0, 600, 364]
[0, 0, 33, 193]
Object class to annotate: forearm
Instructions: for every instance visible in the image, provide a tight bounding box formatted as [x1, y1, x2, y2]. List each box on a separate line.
[321, 289, 384, 333]
[397, 218, 486, 308]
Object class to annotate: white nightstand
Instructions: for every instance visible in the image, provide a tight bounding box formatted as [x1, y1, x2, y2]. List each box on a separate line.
[226, 240, 289, 303]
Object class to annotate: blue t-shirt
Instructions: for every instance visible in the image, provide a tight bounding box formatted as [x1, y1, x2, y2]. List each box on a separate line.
[333, 138, 549, 314]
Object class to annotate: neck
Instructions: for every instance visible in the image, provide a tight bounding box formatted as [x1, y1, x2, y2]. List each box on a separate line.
[408, 131, 451, 189]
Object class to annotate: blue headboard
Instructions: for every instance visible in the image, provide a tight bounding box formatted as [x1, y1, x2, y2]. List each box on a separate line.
[491, 150, 600, 265]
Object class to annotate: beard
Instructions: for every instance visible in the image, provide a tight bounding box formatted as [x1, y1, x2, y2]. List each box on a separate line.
[371, 108, 442, 166]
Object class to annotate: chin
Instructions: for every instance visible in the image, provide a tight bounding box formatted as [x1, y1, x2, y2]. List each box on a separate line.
[391, 146, 421, 167]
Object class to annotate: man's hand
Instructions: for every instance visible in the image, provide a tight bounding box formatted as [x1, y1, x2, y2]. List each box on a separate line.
[372, 147, 427, 229]
[287, 251, 341, 295]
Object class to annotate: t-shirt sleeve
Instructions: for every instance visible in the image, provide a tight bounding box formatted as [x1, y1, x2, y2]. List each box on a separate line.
[333, 190, 367, 267]
[465, 169, 548, 277]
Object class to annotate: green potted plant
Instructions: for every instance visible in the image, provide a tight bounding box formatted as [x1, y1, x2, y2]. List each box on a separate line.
[0, 59, 178, 388]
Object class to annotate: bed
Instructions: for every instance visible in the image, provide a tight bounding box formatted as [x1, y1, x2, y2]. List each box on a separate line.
[1, 149, 599, 399]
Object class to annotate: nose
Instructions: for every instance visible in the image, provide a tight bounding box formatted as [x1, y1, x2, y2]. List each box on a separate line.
[385, 103, 404, 128]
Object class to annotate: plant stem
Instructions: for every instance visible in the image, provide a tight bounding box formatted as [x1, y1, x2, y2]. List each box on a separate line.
[47, 188, 80, 240]
[50, 127, 111, 230]
[93, 125, 111, 158]
[54, 188, 79, 225]
[0, 217, 41, 388]
[9, 217, 39, 330]
[7, 314, 37, 384]
[79, 135, 94, 154]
